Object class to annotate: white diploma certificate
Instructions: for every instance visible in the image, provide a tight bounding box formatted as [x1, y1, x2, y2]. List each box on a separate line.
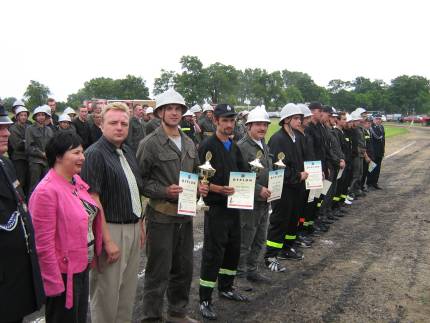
[267, 169, 285, 202]
[304, 161, 323, 190]
[368, 161, 377, 173]
[227, 172, 256, 210]
[177, 171, 199, 216]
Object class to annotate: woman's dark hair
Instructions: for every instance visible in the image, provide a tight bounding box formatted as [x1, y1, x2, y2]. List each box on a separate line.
[46, 132, 83, 168]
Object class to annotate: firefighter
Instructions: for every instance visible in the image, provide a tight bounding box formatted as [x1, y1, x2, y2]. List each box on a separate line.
[361, 117, 374, 191]
[25, 106, 54, 195]
[137, 89, 207, 323]
[305, 102, 330, 233]
[322, 107, 345, 220]
[349, 110, 367, 198]
[198, 103, 249, 320]
[295, 104, 316, 246]
[8, 106, 31, 196]
[367, 114, 385, 189]
[180, 109, 197, 143]
[331, 111, 351, 212]
[265, 103, 308, 271]
[237, 105, 272, 283]
[198, 103, 216, 143]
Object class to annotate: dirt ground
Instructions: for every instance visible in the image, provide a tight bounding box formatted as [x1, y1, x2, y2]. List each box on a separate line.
[26, 125, 430, 323]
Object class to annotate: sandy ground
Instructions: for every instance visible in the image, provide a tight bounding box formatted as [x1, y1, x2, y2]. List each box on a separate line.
[26, 125, 430, 323]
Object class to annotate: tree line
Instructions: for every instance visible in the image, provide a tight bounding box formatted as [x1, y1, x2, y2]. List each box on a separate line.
[2, 55, 430, 115]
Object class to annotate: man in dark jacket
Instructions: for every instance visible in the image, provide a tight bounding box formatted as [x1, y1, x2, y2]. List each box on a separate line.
[72, 106, 91, 149]
[0, 104, 45, 322]
[126, 104, 145, 152]
[198, 104, 248, 320]
[367, 114, 385, 189]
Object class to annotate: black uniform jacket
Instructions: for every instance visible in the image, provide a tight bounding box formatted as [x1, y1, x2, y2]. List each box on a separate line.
[198, 134, 247, 207]
[370, 124, 385, 158]
[0, 156, 45, 321]
[305, 122, 328, 173]
[268, 127, 304, 189]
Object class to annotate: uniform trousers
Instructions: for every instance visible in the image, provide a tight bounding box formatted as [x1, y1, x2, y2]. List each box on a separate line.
[366, 156, 383, 186]
[350, 156, 363, 194]
[238, 202, 269, 273]
[141, 214, 193, 320]
[199, 206, 241, 302]
[28, 162, 48, 196]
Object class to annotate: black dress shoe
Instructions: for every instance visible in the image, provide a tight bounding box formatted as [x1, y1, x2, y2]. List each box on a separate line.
[219, 289, 249, 302]
[200, 301, 217, 320]
[278, 247, 304, 261]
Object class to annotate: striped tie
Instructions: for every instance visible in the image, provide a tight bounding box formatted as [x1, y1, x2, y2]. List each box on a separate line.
[116, 149, 142, 218]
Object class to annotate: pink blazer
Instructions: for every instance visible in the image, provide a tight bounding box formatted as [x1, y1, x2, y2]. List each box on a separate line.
[29, 169, 102, 309]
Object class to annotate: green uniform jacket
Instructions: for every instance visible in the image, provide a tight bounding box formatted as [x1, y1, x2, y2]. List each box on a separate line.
[8, 123, 28, 161]
[237, 134, 273, 202]
[137, 126, 200, 222]
[25, 124, 54, 165]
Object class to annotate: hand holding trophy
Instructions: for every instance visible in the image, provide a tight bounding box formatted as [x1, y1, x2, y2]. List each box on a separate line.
[197, 151, 216, 212]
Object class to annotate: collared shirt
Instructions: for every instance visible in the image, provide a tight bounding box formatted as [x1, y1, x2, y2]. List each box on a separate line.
[80, 136, 143, 223]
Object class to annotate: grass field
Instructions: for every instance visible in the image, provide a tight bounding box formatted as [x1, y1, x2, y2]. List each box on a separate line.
[265, 119, 408, 140]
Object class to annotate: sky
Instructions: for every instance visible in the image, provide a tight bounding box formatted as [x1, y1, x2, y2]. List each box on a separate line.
[1, 0, 429, 102]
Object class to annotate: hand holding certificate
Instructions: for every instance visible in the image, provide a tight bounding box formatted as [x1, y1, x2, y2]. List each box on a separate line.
[267, 169, 284, 202]
[177, 171, 199, 216]
[304, 161, 323, 190]
[227, 172, 256, 210]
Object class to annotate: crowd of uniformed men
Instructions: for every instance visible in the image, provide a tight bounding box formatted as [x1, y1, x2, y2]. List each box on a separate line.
[0, 88, 385, 323]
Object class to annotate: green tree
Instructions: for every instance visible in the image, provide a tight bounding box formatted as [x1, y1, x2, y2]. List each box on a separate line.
[284, 85, 304, 104]
[24, 80, 51, 109]
[1, 97, 17, 112]
[175, 55, 208, 105]
[153, 69, 176, 95]
[388, 75, 430, 114]
[116, 75, 149, 99]
[206, 62, 240, 104]
[282, 70, 322, 102]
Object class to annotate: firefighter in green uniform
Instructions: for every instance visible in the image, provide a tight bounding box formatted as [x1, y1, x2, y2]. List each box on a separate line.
[237, 106, 272, 283]
[198, 103, 216, 142]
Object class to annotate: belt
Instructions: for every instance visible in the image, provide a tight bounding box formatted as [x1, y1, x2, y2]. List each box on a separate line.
[148, 199, 178, 216]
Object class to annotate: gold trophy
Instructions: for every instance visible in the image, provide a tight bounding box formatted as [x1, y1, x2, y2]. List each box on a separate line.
[274, 152, 286, 169]
[249, 150, 265, 173]
[197, 151, 216, 212]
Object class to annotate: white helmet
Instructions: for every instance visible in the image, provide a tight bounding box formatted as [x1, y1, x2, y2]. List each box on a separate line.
[246, 105, 271, 124]
[183, 110, 194, 118]
[59, 114, 72, 122]
[190, 104, 202, 113]
[202, 103, 214, 113]
[13, 99, 25, 108]
[146, 107, 154, 114]
[279, 103, 303, 123]
[331, 107, 339, 117]
[355, 107, 366, 115]
[345, 113, 353, 123]
[32, 106, 50, 120]
[15, 106, 29, 116]
[64, 107, 76, 115]
[297, 103, 312, 118]
[41, 104, 52, 117]
[154, 88, 187, 114]
[350, 111, 363, 121]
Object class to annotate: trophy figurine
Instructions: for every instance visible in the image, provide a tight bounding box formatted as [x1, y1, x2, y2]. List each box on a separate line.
[197, 151, 216, 212]
[274, 152, 286, 169]
[249, 150, 264, 173]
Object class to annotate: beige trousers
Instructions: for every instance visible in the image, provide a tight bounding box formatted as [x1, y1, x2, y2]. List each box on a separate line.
[90, 222, 141, 323]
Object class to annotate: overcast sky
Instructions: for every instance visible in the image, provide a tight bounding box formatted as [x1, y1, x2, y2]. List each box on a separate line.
[1, 0, 428, 102]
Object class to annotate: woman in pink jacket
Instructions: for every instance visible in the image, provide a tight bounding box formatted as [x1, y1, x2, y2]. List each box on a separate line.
[29, 132, 103, 323]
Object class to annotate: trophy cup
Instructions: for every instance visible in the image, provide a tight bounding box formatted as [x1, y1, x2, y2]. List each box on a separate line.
[249, 150, 265, 173]
[274, 152, 286, 169]
[197, 151, 216, 212]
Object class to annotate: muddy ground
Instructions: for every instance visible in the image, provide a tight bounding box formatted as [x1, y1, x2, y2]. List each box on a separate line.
[26, 126, 430, 323]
